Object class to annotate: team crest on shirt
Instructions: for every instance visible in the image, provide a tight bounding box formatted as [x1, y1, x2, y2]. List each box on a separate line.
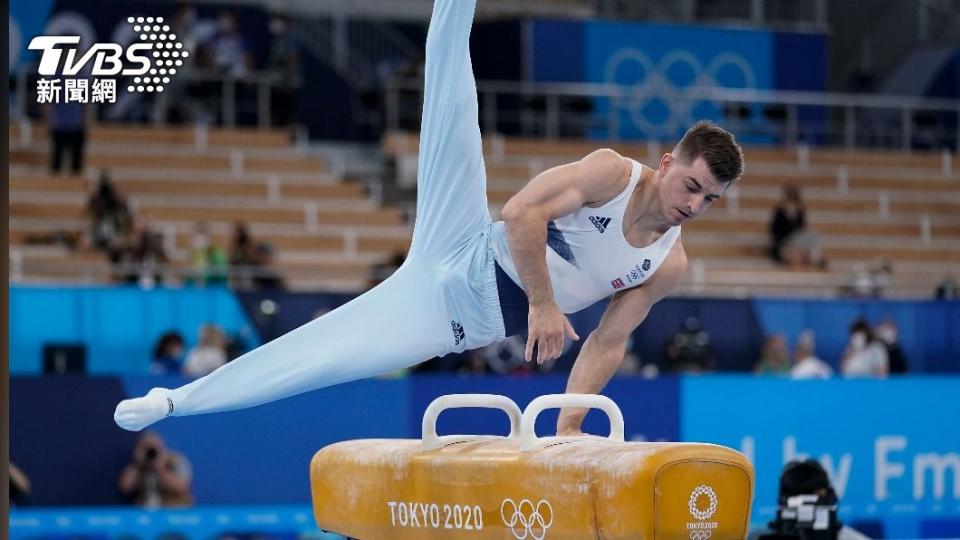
[625, 260, 652, 284]
[611, 278, 625, 289]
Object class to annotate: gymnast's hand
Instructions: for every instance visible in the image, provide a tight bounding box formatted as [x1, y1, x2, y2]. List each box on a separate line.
[526, 300, 579, 364]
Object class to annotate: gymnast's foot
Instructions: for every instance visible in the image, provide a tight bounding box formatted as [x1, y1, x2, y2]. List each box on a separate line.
[114, 387, 174, 431]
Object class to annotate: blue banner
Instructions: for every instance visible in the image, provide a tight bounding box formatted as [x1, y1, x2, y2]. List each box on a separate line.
[583, 21, 773, 141]
[528, 19, 828, 143]
[681, 376, 960, 535]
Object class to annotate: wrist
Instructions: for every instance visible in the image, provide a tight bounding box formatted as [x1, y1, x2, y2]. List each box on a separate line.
[556, 414, 584, 435]
[529, 298, 556, 309]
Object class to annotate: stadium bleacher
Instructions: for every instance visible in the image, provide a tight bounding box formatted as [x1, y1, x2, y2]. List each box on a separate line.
[11, 123, 959, 297]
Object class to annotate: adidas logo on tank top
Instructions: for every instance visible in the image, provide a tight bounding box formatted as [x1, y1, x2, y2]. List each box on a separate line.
[589, 216, 612, 233]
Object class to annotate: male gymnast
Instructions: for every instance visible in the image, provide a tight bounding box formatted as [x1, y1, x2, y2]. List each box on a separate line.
[115, 0, 743, 434]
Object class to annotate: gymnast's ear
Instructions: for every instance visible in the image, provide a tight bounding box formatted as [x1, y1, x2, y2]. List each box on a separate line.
[658, 153, 674, 173]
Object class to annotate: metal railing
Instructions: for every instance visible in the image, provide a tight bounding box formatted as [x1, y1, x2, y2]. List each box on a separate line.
[384, 78, 960, 151]
[290, 16, 419, 89]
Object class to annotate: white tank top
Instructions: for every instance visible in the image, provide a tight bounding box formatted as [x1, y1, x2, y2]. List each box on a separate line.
[489, 159, 681, 314]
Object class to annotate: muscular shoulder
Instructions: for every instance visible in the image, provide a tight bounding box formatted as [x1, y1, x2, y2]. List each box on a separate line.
[579, 148, 634, 206]
[645, 238, 687, 300]
[664, 238, 687, 274]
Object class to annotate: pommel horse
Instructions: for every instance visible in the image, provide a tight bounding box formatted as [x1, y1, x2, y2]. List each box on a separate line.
[311, 394, 754, 539]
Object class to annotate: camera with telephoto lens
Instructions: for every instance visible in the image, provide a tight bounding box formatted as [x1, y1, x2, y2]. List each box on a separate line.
[757, 459, 843, 540]
[145, 447, 159, 462]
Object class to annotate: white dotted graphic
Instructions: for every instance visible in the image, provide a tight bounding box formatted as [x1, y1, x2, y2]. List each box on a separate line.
[125, 14, 189, 94]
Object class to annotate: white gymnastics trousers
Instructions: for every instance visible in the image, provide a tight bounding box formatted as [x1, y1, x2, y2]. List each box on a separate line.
[115, 0, 507, 430]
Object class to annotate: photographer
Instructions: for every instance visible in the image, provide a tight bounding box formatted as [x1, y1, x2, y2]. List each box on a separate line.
[118, 432, 194, 508]
[753, 459, 869, 540]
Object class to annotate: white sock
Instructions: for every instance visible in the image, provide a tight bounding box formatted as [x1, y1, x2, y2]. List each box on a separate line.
[114, 387, 174, 431]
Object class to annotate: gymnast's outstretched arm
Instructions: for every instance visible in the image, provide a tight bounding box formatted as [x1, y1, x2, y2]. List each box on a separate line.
[556, 240, 687, 435]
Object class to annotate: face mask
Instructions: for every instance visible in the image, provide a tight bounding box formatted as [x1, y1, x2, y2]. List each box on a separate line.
[850, 332, 866, 350]
[877, 326, 897, 344]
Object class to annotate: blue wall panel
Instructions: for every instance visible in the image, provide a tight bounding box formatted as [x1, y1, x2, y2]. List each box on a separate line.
[682, 376, 960, 529]
[11, 377, 140, 506]
[752, 299, 960, 373]
[132, 377, 411, 505]
[13, 287, 957, 376]
[10, 287, 260, 375]
[529, 19, 585, 82]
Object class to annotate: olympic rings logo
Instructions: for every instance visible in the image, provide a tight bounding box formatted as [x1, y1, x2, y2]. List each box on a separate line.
[688, 484, 719, 520]
[690, 531, 713, 540]
[603, 48, 757, 135]
[500, 498, 554, 540]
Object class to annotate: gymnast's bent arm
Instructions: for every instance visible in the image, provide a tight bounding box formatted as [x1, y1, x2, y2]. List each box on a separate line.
[502, 148, 632, 364]
[556, 240, 687, 436]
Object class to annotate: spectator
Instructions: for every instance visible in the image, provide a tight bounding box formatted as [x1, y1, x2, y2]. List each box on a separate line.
[869, 257, 894, 297]
[230, 220, 256, 261]
[266, 13, 301, 128]
[132, 215, 169, 287]
[118, 432, 193, 508]
[250, 242, 285, 291]
[170, 2, 201, 57]
[151, 331, 186, 375]
[48, 96, 87, 175]
[754, 334, 791, 376]
[790, 330, 833, 379]
[876, 318, 908, 374]
[211, 11, 252, 78]
[229, 221, 264, 289]
[936, 274, 958, 300]
[163, 2, 201, 123]
[663, 317, 713, 373]
[87, 170, 133, 252]
[769, 185, 822, 267]
[190, 222, 229, 287]
[841, 319, 889, 378]
[9, 463, 32, 506]
[183, 323, 228, 377]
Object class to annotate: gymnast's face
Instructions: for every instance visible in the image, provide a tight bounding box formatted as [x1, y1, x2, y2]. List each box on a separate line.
[657, 153, 727, 225]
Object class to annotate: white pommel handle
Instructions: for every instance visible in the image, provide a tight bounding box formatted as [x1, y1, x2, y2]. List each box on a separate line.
[520, 393, 625, 451]
[421, 394, 522, 451]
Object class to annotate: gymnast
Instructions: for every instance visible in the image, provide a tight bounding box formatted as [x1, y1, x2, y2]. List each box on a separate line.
[115, 0, 744, 434]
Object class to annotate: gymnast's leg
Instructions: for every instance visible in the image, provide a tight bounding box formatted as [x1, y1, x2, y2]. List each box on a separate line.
[113, 0, 484, 431]
[408, 0, 491, 261]
[114, 265, 452, 431]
